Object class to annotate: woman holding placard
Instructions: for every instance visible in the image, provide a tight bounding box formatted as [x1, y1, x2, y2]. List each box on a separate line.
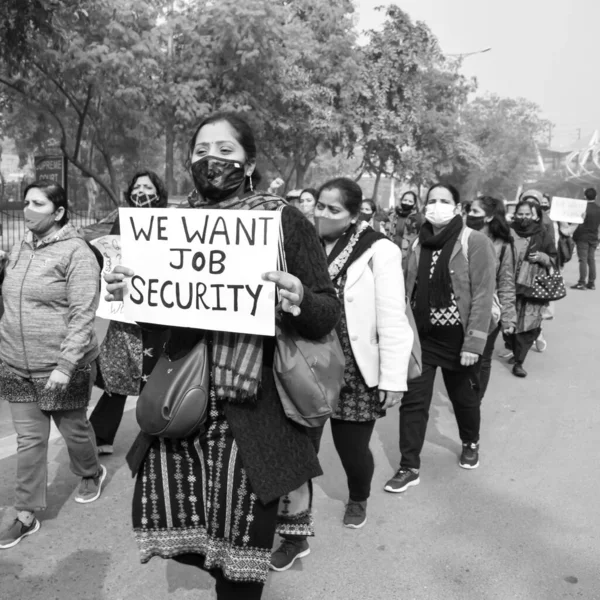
[0, 181, 105, 550]
[506, 198, 558, 377]
[104, 113, 340, 600]
[90, 170, 169, 455]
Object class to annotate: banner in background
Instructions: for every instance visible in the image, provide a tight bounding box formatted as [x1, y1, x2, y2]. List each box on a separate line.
[549, 197, 588, 224]
[90, 235, 134, 324]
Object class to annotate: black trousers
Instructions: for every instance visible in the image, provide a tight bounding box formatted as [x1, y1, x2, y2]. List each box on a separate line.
[507, 327, 541, 365]
[478, 326, 501, 401]
[283, 418, 376, 544]
[399, 362, 481, 470]
[89, 392, 127, 446]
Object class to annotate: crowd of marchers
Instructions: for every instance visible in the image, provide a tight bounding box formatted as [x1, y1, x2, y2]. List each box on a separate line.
[0, 112, 598, 600]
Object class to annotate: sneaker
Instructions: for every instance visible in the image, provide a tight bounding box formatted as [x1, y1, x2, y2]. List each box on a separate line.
[512, 363, 527, 378]
[459, 443, 480, 469]
[587, 282, 596, 290]
[0, 517, 41, 549]
[270, 539, 310, 572]
[384, 468, 420, 493]
[498, 350, 514, 360]
[343, 500, 367, 529]
[75, 464, 107, 504]
[97, 445, 114, 456]
[571, 283, 587, 290]
[534, 334, 547, 353]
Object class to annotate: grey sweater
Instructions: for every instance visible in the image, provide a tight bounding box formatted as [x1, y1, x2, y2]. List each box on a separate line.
[0, 224, 100, 378]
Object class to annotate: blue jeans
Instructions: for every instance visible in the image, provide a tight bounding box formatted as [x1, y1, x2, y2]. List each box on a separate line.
[576, 240, 598, 284]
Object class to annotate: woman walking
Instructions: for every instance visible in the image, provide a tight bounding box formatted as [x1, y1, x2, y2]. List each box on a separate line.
[90, 171, 169, 455]
[465, 196, 516, 398]
[0, 181, 105, 549]
[105, 113, 340, 599]
[270, 178, 413, 571]
[506, 199, 557, 378]
[385, 183, 496, 494]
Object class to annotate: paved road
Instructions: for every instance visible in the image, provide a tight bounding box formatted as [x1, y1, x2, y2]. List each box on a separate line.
[0, 261, 597, 600]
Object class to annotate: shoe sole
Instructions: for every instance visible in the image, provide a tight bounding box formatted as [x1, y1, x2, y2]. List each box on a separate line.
[459, 461, 480, 470]
[0, 519, 41, 549]
[269, 548, 311, 572]
[534, 342, 547, 353]
[97, 448, 114, 456]
[344, 516, 367, 529]
[75, 465, 107, 504]
[384, 477, 420, 493]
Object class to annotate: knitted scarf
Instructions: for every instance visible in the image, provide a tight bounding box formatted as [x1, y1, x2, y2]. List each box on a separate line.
[188, 190, 284, 402]
[413, 215, 463, 333]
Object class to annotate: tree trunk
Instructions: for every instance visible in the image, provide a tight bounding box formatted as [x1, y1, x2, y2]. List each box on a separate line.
[372, 170, 383, 202]
[165, 110, 175, 195]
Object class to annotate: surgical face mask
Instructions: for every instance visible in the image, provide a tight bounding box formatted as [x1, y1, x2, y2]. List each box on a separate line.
[191, 155, 247, 202]
[24, 207, 59, 237]
[466, 215, 486, 231]
[130, 191, 159, 208]
[315, 215, 353, 242]
[425, 202, 456, 228]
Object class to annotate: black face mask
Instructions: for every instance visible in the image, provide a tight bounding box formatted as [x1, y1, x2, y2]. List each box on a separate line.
[513, 216, 531, 227]
[466, 215, 486, 231]
[397, 202, 414, 216]
[191, 156, 247, 202]
[359, 212, 372, 222]
[541, 205, 550, 212]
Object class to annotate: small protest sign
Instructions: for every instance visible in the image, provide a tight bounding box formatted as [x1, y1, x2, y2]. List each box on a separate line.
[549, 197, 588, 224]
[119, 208, 280, 336]
[90, 235, 135, 324]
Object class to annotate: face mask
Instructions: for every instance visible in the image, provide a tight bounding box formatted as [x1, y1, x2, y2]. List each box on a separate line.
[466, 215, 486, 231]
[24, 208, 59, 236]
[425, 202, 456, 227]
[541, 205, 550, 212]
[130, 191, 159, 208]
[514, 216, 531, 227]
[315, 216, 353, 242]
[359, 212, 372, 222]
[400, 202, 414, 213]
[191, 156, 247, 202]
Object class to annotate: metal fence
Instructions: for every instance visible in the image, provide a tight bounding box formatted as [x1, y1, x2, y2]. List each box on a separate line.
[0, 208, 114, 251]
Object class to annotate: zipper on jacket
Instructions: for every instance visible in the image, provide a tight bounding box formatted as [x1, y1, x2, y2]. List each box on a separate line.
[18, 251, 36, 380]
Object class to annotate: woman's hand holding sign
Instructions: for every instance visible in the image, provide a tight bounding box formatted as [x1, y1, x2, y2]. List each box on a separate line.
[262, 271, 304, 317]
[105, 265, 134, 301]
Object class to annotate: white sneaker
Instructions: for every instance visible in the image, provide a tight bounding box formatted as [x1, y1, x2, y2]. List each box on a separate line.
[97, 445, 114, 456]
[534, 335, 547, 353]
[498, 350, 514, 360]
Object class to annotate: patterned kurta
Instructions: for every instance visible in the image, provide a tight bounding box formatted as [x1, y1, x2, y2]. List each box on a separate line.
[132, 389, 279, 583]
[332, 273, 382, 422]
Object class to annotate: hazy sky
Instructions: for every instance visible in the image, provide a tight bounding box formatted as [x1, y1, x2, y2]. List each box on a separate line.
[356, 0, 600, 148]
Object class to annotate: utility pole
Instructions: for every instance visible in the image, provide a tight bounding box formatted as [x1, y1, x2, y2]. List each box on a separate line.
[547, 123, 555, 147]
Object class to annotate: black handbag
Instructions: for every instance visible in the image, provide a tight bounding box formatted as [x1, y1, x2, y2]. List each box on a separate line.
[136, 340, 209, 438]
[523, 266, 567, 302]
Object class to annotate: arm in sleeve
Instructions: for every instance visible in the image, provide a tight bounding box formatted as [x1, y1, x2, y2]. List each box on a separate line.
[57, 243, 101, 377]
[498, 244, 517, 329]
[280, 206, 341, 340]
[371, 240, 413, 392]
[462, 234, 496, 355]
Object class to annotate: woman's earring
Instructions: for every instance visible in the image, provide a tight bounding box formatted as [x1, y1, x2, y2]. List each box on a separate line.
[249, 175, 254, 193]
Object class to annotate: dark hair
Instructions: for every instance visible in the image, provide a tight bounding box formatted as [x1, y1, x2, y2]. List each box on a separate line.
[585, 187, 597, 200]
[300, 188, 318, 201]
[400, 191, 418, 204]
[361, 198, 377, 213]
[187, 112, 262, 191]
[474, 196, 512, 243]
[23, 180, 69, 226]
[126, 170, 168, 207]
[426, 183, 460, 205]
[461, 200, 472, 214]
[318, 177, 363, 216]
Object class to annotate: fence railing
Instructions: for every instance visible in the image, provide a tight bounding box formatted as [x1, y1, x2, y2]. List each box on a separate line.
[0, 208, 114, 251]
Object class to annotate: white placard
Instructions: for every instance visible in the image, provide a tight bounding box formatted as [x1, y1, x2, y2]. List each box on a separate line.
[549, 197, 588, 224]
[119, 208, 280, 336]
[90, 235, 135, 323]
